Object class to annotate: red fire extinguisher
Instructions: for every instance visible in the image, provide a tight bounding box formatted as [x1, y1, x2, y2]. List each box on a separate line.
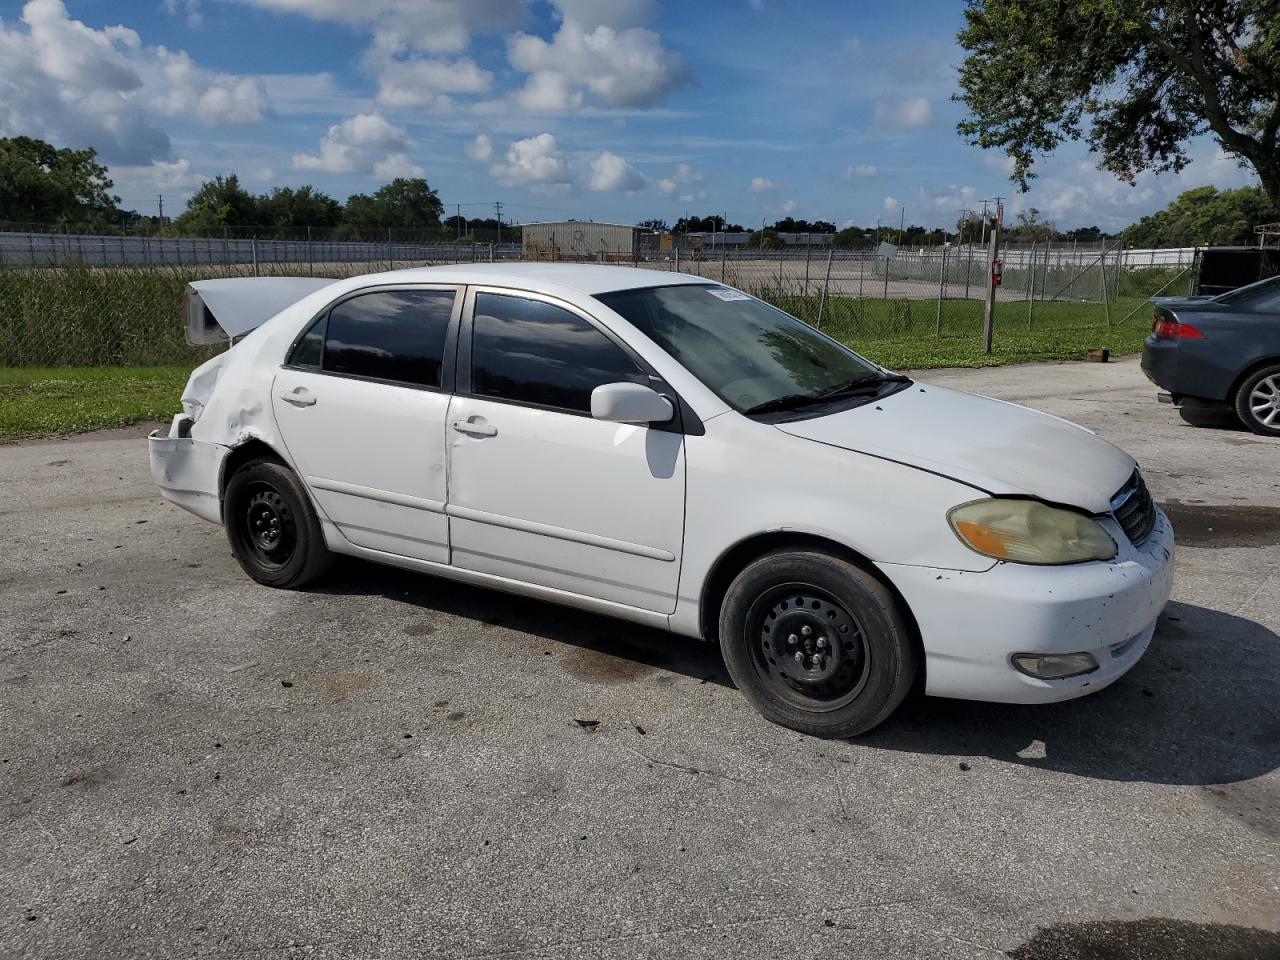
[991, 258, 1003, 287]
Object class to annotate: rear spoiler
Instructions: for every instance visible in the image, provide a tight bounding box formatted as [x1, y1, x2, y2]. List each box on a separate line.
[184, 277, 337, 344]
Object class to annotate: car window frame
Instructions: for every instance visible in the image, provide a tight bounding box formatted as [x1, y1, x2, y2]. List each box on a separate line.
[456, 284, 694, 433]
[282, 283, 464, 393]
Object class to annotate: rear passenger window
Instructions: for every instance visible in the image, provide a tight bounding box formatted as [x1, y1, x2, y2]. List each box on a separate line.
[288, 315, 326, 368]
[471, 293, 647, 413]
[322, 290, 455, 387]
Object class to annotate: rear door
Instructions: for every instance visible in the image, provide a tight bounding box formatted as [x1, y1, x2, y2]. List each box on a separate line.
[272, 285, 461, 563]
[445, 288, 687, 613]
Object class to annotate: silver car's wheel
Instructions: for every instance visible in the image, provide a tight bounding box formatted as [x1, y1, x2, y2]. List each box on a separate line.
[1235, 364, 1280, 437]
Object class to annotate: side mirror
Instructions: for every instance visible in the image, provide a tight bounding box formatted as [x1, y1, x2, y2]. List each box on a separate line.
[590, 382, 674, 424]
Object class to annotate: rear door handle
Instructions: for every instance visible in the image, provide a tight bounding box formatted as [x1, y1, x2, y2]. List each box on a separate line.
[280, 387, 317, 407]
[452, 417, 497, 437]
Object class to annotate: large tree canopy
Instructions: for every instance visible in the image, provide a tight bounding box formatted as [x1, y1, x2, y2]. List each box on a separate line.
[1124, 184, 1278, 245]
[956, 1, 1280, 207]
[0, 136, 118, 224]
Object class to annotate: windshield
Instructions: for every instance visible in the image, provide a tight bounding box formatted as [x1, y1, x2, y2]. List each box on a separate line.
[596, 284, 889, 414]
[1215, 273, 1280, 305]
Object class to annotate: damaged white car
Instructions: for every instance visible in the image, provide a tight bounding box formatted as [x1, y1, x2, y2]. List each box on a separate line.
[151, 264, 1174, 737]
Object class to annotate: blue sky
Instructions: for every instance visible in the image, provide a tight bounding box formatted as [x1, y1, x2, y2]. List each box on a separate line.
[0, 0, 1257, 229]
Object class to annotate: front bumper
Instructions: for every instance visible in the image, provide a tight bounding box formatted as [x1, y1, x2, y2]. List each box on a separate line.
[148, 416, 229, 524]
[878, 507, 1174, 704]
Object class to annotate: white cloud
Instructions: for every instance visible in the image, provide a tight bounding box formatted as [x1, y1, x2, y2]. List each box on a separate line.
[657, 162, 703, 200]
[466, 133, 493, 162]
[234, 0, 524, 54]
[489, 132, 573, 189]
[589, 151, 645, 192]
[875, 96, 932, 131]
[780, 198, 797, 214]
[507, 8, 687, 113]
[979, 152, 1016, 177]
[161, 0, 203, 28]
[883, 195, 899, 212]
[749, 176, 775, 193]
[292, 112, 422, 177]
[846, 163, 878, 178]
[375, 56, 492, 108]
[148, 48, 267, 123]
[0, 0, 269, 163]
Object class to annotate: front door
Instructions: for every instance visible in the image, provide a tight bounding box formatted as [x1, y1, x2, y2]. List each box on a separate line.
[446, 289, 686, 613]
[272, 286, 460, 563]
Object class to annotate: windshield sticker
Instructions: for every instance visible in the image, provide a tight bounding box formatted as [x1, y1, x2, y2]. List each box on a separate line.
[706, 287, 753, 301]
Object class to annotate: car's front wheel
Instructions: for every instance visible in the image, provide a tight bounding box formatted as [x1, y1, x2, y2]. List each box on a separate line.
[718, 550, 918, 738]
[1234, 363, 1280, 437]
[224, 458, 333, 588]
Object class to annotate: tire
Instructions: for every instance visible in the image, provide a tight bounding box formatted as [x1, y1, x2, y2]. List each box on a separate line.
[718, 550, 918, 738]
[224, 458, 333, 588]
[1233, 363, 1280, 437]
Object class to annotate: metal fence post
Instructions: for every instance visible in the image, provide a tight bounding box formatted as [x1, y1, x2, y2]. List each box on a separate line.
[252, 237, 259, 276]
[1039, 238, 1052, 303]
[803, 244, 812, 298]
[882, 257, 889, 300]
[721, 240, 727, 284]
[934, 246, 947, 338]
[816, 245, 834, 329]
[1100, 244, 1112, 324]
[1026, 241, 1037, 329]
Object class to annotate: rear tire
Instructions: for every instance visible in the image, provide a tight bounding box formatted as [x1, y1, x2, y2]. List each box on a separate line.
[718, 550, 918, 738]
[224, 458, 333, 588]
[1233, 364, 1280, 437]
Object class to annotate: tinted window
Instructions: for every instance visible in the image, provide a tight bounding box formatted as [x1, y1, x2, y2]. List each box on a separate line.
[288, 314, 326, 368]
[471, 293, 646, 412]
[323, 290, 455, 387]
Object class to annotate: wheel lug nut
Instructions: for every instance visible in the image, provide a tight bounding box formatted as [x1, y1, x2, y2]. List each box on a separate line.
[793, 651, 804, 662]
[816, 638, 826, 649]
[800, 625, 812, 637]
[787, 634, 798, 645]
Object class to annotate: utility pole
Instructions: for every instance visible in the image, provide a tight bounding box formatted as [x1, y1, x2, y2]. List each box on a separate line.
[158, 194, 164, 221]
[982, 199, 1003, 355]
[898, 206, 905, 245]
[494, 200, 503, 244]
[456, 203, 462, 241]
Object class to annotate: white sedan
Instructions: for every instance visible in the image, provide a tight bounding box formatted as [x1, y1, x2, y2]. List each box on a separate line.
[150, 263, 1174, 737]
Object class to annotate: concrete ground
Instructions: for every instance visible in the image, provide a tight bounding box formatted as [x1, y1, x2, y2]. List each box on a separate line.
[2, 357, 1277, 959]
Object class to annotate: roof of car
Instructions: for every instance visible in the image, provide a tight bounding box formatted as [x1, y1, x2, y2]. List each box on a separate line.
[356, 262, 719, 296]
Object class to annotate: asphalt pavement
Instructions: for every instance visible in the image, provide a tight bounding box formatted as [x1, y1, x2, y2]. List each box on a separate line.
[2, 357, 1277, 959]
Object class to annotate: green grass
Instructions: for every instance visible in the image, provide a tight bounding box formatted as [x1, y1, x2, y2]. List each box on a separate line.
[769, 295, 1151, 369]
[0, 293, 1155, 441]
[0, 366, 190, 442]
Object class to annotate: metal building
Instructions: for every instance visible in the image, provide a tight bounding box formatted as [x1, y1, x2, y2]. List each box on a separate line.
[521, 221, 642, 262]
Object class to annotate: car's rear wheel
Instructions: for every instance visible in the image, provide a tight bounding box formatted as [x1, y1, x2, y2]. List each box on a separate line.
[718, 550, 918, 738]
[224, 458, 332, 588]
[1234, 364, 1280, 437]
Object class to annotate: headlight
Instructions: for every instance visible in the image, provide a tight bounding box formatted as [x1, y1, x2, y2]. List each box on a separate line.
[948, 499, 1116, 565]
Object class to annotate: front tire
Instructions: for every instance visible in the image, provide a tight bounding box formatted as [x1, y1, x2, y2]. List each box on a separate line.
[1234, 364, 1280, 437]
[224, 458, 333, 588]
[718, 551, 918, 738]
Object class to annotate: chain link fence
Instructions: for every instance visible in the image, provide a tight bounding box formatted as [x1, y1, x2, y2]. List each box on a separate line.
[0, 230, 1197, 368]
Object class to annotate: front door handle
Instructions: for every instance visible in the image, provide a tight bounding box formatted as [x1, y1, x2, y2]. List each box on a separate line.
[452, 417, 497, 438]
[279, 387, 317, 407]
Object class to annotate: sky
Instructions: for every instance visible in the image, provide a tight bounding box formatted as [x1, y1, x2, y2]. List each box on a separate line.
[0, 0, 1260, 231]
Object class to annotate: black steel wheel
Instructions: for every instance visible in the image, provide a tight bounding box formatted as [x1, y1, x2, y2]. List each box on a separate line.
[224, 458, 332, 589]
[719, 550, 918, 738]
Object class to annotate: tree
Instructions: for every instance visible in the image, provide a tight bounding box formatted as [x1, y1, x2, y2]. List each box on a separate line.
[260, 185, 342, 231]
[956, 1, 1280, 208]
[1123, 184, 1279, 246]
[0, 136, 119, 224]
[341, 178, 443, 237]
[172, 175, 262, 234]
[1005, 207, 1059, 242]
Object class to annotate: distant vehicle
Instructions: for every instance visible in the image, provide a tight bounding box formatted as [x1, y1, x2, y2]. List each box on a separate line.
[1194, 246, 1280, 296]
[1142, 273, 1280, 436]
[151, 264, 1172, 737]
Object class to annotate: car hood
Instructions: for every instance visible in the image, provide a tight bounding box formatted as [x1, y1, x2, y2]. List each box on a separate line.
[775, 383, 1135, 514]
